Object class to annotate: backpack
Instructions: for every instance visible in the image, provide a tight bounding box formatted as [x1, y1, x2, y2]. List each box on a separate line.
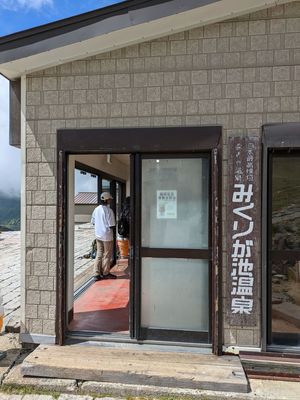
[118, 216, 129, 237]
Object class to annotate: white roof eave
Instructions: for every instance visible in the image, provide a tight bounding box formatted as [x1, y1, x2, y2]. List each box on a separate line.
[0, 0, 293, 80]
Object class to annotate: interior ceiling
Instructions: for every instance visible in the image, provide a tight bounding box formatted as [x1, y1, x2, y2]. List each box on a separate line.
[74, 153, 130, 182]
[113, 154, 130, 165]
[76, 154, 130, 166]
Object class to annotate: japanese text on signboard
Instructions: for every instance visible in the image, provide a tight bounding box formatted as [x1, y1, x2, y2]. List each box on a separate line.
[229, 139, 258, 321]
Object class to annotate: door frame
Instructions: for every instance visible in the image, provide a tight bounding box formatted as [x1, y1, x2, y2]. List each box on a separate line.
[56, 127, 222, 354]
[262, 123, 300, 352]
[135, 152, 212, 344]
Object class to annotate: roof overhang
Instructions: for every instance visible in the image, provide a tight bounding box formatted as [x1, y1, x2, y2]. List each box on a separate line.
[0, 0, 294, 80]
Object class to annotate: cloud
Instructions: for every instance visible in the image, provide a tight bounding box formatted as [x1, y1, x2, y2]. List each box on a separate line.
[75, 169, 97, 195]
[0, 0, 53, 11]
[0, 75, 21, 197]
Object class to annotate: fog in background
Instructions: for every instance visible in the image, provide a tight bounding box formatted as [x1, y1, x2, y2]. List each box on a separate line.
[0, 0, 123, 199]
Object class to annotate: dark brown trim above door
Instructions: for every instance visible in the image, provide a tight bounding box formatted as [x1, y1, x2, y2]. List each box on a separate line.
[57, 127, 221, 154]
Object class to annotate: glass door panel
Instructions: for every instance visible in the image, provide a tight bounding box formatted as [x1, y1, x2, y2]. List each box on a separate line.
[141, 258, 209, 331]
[141, 158, 209, 249]
[270, 154, 300, 346]
[272, 156, 300, 252]
[140, 155, 211, 342]
[271, 258, 300, 346]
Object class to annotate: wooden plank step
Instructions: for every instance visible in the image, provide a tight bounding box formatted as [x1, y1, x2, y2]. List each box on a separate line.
[21, 344, 249, 393]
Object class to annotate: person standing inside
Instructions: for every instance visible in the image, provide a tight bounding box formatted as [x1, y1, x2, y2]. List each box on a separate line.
[118, 196, 130, 240]
[91, 191, 117, 281]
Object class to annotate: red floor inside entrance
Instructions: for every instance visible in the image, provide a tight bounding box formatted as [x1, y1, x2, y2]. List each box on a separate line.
[69, 264, 129, 333]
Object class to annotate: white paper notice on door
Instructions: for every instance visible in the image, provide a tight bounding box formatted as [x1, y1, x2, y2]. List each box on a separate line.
[157, 190, 177, 219]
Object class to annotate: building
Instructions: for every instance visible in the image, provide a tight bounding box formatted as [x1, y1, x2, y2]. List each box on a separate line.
[1, 0, 300, 356]
[74, 192, 97, 224]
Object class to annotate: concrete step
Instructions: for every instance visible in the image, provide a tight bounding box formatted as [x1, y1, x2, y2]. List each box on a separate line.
[240, 351, 300, 380]
[21, 344, 249, 393]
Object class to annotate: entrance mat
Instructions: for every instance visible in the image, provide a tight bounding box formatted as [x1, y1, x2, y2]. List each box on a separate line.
[240, 352, 300, 381]
[21, 344, 249, 393]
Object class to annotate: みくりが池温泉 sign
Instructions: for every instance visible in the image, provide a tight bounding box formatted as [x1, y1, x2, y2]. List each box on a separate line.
[227, 136, 261, 326]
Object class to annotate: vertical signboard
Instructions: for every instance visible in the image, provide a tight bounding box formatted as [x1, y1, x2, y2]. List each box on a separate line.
[227, 137, 260, 326]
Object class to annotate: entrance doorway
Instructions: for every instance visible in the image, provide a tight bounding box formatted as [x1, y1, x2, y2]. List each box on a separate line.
[67, 154, 130, 335]
[268, 152, 300, 347]
[57, 127, 222, 351]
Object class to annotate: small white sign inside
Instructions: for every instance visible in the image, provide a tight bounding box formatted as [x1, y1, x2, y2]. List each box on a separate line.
[157, 190, 177, 219]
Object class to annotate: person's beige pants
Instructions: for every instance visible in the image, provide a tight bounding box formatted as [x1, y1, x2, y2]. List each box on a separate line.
[93, 239, 113, 276]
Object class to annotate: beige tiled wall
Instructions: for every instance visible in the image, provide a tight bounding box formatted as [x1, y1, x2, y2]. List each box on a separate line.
[24, 1, 300, 346]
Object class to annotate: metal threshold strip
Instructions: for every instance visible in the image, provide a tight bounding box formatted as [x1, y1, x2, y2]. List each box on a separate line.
[66, 331, 212, 354]
[267, 345, 300, 354]
[74, 277, 94, 300]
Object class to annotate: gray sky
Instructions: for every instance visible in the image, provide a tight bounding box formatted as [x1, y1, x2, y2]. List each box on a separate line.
[0, 75, 21, 197]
